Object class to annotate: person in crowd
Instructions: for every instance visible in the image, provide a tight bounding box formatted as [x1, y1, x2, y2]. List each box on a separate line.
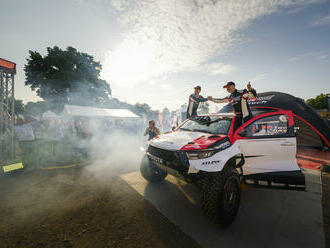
[210, 81, 257, 127]
[187, 85, 211, 118]
[144, 120, 160, 140]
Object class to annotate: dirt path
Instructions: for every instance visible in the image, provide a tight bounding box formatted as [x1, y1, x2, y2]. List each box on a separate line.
[0, 167, 201, 248]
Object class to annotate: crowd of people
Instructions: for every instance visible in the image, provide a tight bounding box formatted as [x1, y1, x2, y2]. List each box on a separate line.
[14, 115, 145, 168]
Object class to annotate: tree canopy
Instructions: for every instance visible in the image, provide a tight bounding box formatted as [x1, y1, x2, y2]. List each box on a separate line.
[306, 93, 329, 110]
[24, 101, 54, 115]
[24, 46, 111, 107]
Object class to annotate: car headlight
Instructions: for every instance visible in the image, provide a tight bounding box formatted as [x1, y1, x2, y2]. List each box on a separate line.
[186, 141, 231, 160]
[186, 150, 217, 160]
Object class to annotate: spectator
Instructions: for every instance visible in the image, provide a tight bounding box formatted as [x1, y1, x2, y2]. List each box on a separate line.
[144, 120, 160, 140]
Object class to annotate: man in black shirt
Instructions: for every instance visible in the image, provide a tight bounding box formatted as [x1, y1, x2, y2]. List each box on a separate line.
[186, 85, 210, 118]
[210, 81, 257, 126]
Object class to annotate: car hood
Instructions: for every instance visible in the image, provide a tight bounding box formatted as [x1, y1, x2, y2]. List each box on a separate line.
[150, 130, 227, 151]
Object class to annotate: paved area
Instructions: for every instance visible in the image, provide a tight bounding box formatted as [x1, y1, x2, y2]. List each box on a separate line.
[121, 169, 325, 248]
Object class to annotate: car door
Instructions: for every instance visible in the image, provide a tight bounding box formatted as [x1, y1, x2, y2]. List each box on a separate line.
[233, 111, 305, 187]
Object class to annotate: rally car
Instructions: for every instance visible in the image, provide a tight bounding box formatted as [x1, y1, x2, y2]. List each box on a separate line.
[140, 110, 305, 226]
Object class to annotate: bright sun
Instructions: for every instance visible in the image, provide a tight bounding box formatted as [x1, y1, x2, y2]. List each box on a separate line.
[101, 41, 158, 87]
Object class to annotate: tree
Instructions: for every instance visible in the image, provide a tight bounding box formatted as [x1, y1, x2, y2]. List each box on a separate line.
[24, 101, 51, 115]
[24, 46, 111, 107]
[14, 99, 25, 114]
[131, 103, 158, 120]
[306, 93, 329, 110]
[7, 99, 25, 115]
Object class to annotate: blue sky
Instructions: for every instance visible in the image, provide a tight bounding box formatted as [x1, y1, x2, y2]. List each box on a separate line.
[1, 0, 329, 111]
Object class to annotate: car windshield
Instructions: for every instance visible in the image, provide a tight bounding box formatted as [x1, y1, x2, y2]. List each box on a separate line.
[179, 116, 232, 134]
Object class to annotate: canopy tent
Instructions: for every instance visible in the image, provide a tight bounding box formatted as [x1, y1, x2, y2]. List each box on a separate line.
[63, 105, 139, 118]
[219, 91, 330, 148]
[42, 110, 58, 119]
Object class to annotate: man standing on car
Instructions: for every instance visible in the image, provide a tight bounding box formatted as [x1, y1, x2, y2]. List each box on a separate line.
[210, 81, 257, 126]
[186, 85, 210, 119]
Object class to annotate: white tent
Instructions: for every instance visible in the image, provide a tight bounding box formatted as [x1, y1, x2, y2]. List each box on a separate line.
[63, 105, 139, 118]
[42, 110, 58, 119]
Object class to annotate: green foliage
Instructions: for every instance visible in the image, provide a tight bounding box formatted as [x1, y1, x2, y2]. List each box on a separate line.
[14, 99, 25, 114]
[306, 93, 329, 110]
[24, 46, 111, 107]
[131, 103, 158, 120]
[7, 99, 25, 115]
[134, 103, 152, 114]
[24, 101, 52, 115]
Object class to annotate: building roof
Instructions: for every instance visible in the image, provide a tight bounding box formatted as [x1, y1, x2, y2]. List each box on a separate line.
[0, 58, 16, 74]
[63, 105, 139, 118]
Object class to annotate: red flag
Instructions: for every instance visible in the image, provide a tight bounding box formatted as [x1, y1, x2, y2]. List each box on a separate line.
[158, 111, 163, 123]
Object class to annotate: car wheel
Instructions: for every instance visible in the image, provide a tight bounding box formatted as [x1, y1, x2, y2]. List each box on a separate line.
[140, 155, 167, 183]
[201, 166, 241, 226]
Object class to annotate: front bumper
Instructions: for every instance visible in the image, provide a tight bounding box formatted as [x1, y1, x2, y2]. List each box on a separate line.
[146, 145, 190, 178]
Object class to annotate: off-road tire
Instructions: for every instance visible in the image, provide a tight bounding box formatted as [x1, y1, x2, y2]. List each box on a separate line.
[201, 166, 241, 226]
[140, 155, 167, 183]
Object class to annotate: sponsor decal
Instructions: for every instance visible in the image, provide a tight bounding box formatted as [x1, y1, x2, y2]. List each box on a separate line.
[184, 144, 201, 149]
[279, 115, 288, 122]
[214, 141, 231, 150]
[248, 95, 275, 105]
[148, 154, 171, 167]
[149, 155, 164, 165]
[202, 160, 221, 165]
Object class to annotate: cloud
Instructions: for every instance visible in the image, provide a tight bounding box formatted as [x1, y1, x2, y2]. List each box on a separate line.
[288, 51, 329, 62]
[311, 14, 330, 26]
[199, 62, 237, 75]
[252, 73, 268, 82]
[313, 54, 329, 60]
[288, 57, 299, 62]
[100, 0, 323, 87]
[305, 51, 329, 61]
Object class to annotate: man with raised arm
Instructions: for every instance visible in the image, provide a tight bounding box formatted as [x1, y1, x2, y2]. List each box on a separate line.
[186, 85, 210, 119]
[210, 81, 257, 126]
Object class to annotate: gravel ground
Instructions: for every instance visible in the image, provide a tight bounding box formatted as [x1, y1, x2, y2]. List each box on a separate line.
[0, 167, 201, 248]
[1, 161, 329, 247]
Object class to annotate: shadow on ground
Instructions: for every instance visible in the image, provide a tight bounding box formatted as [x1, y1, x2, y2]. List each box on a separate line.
[121, 169, 325, 248]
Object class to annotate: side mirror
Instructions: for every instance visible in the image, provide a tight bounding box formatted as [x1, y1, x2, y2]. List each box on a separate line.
[238, 129, 247, 137]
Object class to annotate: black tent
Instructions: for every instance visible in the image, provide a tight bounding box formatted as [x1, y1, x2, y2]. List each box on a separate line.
[219, 91, 330, 148]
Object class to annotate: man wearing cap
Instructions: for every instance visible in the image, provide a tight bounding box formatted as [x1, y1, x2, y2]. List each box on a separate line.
[210, 81, 257, 126]
[186, 85, 209, 119]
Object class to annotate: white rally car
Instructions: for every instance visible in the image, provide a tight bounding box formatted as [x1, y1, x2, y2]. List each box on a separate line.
[140, 110, 305, 226]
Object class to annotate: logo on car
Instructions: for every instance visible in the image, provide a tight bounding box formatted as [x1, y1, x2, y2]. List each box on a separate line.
[202, 160, 220, 165]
